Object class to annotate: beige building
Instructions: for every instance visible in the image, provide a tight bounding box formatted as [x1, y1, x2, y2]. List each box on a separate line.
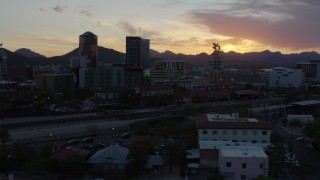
[35, 73, 74, 93]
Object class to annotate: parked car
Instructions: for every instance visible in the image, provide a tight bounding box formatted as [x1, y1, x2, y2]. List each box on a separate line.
[67, 139, 81, 145]
[81, 137, 94, 143]
[296, 137, 311, 142]
[120, 132, 131, 138]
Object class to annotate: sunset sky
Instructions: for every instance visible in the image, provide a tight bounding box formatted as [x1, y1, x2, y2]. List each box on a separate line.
[1, 0, 319, 57]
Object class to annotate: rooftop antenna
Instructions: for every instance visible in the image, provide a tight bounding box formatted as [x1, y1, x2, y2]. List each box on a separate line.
[212, 42, 221, 87]
[139, 26, 141, 37]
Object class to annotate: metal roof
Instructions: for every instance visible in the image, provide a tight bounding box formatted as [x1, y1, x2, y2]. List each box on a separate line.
[292, 100, 320, 106]
[81, 31, 96, 36]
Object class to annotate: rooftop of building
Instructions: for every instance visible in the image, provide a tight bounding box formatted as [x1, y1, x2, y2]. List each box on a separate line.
[96, 85, 173, 94]
[233, 90, 260, 95]
[199, 140, 269, 150]
[186, 149, 200, 159]
[196, 113, 271, 130]
[80, 31, 96, 37]
[206, 113, 258, 122]
[292, 100, 320, 106]
[297, 60, 320, 64]
[219, 146, 267, 158]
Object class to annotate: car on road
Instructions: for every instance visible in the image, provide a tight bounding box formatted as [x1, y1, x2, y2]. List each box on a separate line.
[120, 132, 131, 138]
[296, 137, 311, 142]
[81, 137, 94, 143]
[67, 139, 81, 145]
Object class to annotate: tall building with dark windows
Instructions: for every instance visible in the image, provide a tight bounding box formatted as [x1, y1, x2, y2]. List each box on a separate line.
[296, 60, 320, 82]
[126, 36, 150, 70]
[0, 45, 7, 81]
[79, 31, 98, 68]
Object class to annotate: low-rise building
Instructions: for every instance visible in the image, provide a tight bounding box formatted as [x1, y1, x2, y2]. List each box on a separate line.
[35, 73, 75, 93]
[219, 146, 268, 180]
[195, 113, 271, 169]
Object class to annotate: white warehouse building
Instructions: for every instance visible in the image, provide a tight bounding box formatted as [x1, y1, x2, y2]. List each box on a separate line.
[260, 67, 304, 88]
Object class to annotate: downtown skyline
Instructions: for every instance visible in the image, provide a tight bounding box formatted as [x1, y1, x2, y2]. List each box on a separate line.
[1, 0, 320, 57]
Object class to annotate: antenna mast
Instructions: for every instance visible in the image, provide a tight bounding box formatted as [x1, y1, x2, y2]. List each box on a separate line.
[139, 26, 141, 37]
[212, 42, 221, 86]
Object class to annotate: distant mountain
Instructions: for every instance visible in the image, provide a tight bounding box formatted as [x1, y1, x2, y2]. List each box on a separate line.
[15, 48, 46, 58]
[3, 48, 43, 67]
[46, 46, 124, 66]
[6, 46, 320, 68]
[150, 50, 320, 68]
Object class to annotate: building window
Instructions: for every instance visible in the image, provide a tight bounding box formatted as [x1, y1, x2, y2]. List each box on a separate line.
[226, 162, 231, 167]
[203, 130, 207, 135]
[262, 140, 267, 143]
[260, 163, 265, 168]
[242, 163, 246, 168]
[242, 130, 247, 135]
[232, 140, 237, 142]
[212, 131, 217, 135]
[241, 175, 246, 180]
[223, 130, 228, 135]
[233, 130, 237, 135]
[252, 140, 257, 143]
[242, 140, 247, 142]
[262, 131, 267, 135]
[252, 131, 257, 135]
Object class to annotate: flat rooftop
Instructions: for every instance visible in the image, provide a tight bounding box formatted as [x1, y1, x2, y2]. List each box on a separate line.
[292, 100, 320, 106]
[207, 113, 258, 122]
[199, 140, 269, 150]
[220, 146, 267, 158]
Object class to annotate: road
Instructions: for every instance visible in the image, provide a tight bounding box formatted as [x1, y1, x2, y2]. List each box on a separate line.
[270, 119, 320, 179]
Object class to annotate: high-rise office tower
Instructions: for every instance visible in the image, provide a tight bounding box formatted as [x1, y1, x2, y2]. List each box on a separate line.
[126, 36, 150, 70]
[0, 45, 7, 81]
[79, 31, 98, 68]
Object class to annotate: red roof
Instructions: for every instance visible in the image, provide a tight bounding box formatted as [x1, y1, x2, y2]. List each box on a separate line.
[96, 87, 126, 94]
[200, 149, 218, 160]
[52, 147, 89, 161]
[192, 90, 229, 97]
[96, 85, 173, 94]
[196, 114, 271, 130]
[139, 85, 173, 91]
[233, 90, 260, 95]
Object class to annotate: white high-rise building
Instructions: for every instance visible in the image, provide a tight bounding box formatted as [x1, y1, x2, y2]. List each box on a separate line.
[260, 67, 304, 88]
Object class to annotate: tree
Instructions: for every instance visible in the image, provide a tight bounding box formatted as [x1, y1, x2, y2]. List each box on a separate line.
[0, 94, 10, 110]
[303, 119, 320, 138]
[120, 88, 140, 106]
[125, 138, 152, 178]
[74, 87, 94, 100]
[253, 176, 275, 180]
[0, 130, 10, 175]
[265, 143, 285, 177]
[164, 141, 186, 174]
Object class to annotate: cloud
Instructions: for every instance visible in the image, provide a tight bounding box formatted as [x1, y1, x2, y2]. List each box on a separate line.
[141, 29, 161, 39]
[52, 5, 67, 13]
[157, 0, 182, 8]
[116, 21, 138, 35]
[39, 7, 47, 12]
[80, 10, 92, 17]
[185, 0, 320, 51]
[96, 21, 102, 28]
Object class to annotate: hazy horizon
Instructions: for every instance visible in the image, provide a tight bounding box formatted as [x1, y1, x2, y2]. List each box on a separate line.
[1, 0, 320, 57]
